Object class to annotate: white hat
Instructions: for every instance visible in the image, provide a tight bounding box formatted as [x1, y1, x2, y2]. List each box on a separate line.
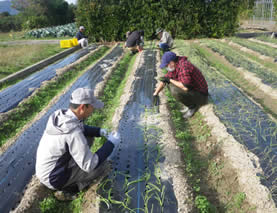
[70, 88, 104, 109]
[79, 26, 85, 30]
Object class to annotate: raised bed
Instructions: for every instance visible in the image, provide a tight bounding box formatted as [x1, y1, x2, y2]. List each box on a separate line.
[201, 39, 277, 88]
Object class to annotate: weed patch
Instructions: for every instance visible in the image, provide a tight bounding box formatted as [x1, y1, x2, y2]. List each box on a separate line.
[165, 87, 216, 212]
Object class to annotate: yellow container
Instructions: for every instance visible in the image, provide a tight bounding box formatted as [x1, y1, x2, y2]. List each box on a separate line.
[71, 38, 79, 46]
[60, 39, 73, 48]
[60, 38, 79, 48]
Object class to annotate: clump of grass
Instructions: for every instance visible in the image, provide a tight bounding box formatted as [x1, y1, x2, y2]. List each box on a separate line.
[0, 44, 63, 79]
[0, 46, 110, 147]
[40, 192, 84, 213]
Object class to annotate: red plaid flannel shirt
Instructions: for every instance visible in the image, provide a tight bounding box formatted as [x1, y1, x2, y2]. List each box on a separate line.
[165, 56, 208, 95]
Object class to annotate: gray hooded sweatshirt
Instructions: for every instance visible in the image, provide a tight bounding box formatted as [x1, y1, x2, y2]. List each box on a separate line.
[36, 109, 113, 190]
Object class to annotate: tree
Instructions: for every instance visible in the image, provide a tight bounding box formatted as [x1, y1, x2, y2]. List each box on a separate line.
[11, 0, 75, 29]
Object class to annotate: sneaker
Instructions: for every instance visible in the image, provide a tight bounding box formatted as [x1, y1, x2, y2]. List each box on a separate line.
[183, 106, 197, 119]
[54, 190, 77, 201]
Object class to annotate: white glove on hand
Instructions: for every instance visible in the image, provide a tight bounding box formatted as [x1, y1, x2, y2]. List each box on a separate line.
[107, 131, 121, 146]
[100, 128, 109, 137]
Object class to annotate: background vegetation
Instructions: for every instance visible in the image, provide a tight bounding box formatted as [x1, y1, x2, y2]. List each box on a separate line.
[76, 0, 256, 41]
[0, 0, 76, 32]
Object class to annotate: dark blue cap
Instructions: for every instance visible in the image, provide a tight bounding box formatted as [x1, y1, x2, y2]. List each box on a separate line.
[160, 52, 177, 68]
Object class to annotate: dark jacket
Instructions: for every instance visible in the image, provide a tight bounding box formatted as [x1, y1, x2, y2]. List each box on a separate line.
[126, 30, 144, 47]
[76, 31, 87, 40]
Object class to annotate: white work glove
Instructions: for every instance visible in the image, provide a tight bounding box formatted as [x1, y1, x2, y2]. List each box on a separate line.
[100, 128, 109, 137]
[107, 131, 121, 146]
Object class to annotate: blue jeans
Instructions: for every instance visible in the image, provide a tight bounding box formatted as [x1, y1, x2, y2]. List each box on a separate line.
[159, 43, 170, 52]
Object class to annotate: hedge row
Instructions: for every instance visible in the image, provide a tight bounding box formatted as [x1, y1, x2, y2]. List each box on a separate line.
[76, 0, 254, 41]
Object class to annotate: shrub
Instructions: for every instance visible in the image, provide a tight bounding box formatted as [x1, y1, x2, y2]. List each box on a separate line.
[76, 0, 254, 41]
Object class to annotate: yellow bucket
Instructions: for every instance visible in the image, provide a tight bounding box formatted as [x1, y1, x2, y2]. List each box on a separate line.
[60, 38, 79, 48]
[60, 39, 73, 48]
[71, 38, 79, 46]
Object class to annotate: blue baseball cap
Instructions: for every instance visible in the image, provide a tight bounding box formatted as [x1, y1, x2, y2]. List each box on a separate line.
[160, 52, 177, 68]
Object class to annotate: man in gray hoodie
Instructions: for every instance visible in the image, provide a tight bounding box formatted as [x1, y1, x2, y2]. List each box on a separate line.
[36, 88, 120, 200]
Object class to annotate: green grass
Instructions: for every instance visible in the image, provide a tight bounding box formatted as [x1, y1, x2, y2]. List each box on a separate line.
[193, 42, 277, 119]
[0, 31, 69, 42]
[230, 37, 277, 58]
[255, 35, 277, 45]
[223, 40, 277, 73]
[200, 39, 277, 88]
[39, 51, 137, 213]
[0, 46, 110, 147]
[39, 193, 84, 213]
[0, 44, 64, 80]
[169, 40, 257, 212]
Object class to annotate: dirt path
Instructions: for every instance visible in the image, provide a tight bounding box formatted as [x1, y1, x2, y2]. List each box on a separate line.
[0, 40, 60, 46]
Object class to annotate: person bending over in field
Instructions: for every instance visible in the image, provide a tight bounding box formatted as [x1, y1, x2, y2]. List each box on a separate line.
[125, 30, 144, 54]
[153, 52, 208, 119]
[36, 88, 120, 201]
[76, 26, 88, 48]
[155, 28, 174, 52]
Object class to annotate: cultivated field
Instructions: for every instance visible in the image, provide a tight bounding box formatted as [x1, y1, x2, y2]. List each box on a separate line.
[0, 37, 276, 213]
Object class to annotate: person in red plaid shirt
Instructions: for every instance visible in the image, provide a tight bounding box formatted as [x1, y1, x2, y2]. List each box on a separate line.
[153, 51, 208, 118]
